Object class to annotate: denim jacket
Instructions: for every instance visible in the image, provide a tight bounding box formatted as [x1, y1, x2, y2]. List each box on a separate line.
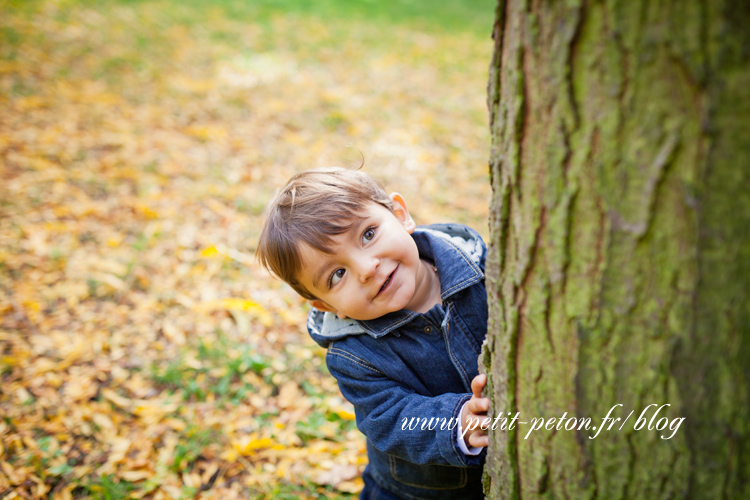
[307, 223, 488, 500]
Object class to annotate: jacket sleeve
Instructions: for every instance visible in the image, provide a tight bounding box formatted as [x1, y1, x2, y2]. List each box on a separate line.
[326, 345, 485, 468]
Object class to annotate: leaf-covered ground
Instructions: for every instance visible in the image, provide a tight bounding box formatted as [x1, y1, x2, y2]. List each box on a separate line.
[0, 0, 493, 498]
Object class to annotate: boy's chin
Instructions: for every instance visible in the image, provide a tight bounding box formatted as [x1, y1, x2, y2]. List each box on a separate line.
[346, 307, 398, 322]
[337, 293, 415, 321]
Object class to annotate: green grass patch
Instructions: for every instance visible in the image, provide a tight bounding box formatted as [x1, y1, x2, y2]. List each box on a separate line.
[80, 474, 138, 500]
[221, 0, 495, 34]
[250, 479, 356, 500]
[150, 332, 271, 403]
[172, 425, 221, 472]
[74, 0, 496, 35]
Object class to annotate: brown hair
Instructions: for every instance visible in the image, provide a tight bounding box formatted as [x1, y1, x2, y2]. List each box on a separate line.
[256, 167, 393, 300]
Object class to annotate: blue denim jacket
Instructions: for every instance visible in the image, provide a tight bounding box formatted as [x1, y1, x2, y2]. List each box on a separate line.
[307, 224, 488, 500]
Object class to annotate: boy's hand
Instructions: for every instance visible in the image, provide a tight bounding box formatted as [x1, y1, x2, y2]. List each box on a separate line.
[461, 374, 491, 449]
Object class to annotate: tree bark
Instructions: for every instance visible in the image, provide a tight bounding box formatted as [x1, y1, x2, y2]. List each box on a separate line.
[481, 0, 750, 498]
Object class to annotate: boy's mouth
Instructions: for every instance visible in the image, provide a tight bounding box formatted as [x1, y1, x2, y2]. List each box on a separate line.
[377, 267, 397, 297]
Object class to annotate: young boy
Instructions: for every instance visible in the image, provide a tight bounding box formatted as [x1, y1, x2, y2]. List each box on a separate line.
[257, 168, 491, 500]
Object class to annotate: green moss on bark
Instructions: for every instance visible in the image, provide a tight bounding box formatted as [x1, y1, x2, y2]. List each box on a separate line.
[484, 0, 750, 498]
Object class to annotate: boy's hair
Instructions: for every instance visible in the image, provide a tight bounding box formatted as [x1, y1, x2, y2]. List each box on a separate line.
[257, 167, 393, 300]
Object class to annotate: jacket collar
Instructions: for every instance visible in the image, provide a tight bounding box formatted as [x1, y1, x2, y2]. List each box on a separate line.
[308, 225, 484, 344]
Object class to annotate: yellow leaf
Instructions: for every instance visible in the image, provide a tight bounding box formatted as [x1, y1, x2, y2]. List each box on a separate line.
[101, 389, 131, 410]
[182, 471, 201, 488]
[197, 298, 273, 326]
[31, 358, 57, 376]
[164, 418, 186, 432]
[233, 435, 275, 455]
[334, 408, 356, 421]
[337, 477, 365, 493]
[245, 438, 273, 451]
[106, 237, 123, 247]
[23, 301, 41, 312]
[200, 246, 220, 258]
[15, 387, 32, 404]
[92, 413, 114, 431]
[276, 458, 291, 479]
[314, 464, 359, 487]
[92, 272, 127, 292]
[185, 124, 227, 142]
[133, 400, 179, 419]
[134, 203, 159, 219]
[218, 298, 261, 310]
[16, 95, 47, 110]
[101, 437, 131, 471]
[2, 460, 25, 484]
[283, 131, 305, 145]
[121, 470, 152, 482]
[277, 381, 300, 409]
[219, 447, 238, 462]
[52, 484, 74, 500]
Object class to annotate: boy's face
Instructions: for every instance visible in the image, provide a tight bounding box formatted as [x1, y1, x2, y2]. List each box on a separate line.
[298, 193, 428, 321]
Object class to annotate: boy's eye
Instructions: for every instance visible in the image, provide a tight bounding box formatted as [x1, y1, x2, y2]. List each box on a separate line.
[330, 269, 345, 287]
[362, 227, 376, 244]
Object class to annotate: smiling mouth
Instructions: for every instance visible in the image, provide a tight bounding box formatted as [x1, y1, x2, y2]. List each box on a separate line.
[377, 267, 397, 297]
[379, 274, 392, 293]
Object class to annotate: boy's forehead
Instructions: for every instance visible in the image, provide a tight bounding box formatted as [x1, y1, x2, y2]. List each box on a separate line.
[300, 212, 371, 249]
[297, 219, 360, 260]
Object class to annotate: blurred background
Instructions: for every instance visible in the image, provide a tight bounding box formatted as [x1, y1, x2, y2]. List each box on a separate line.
[0, 0, 493, 498]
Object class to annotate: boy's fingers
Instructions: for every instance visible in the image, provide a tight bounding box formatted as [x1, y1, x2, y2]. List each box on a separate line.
[468, 397, 490, 414]
[468, 431, 489, 449]
[471, 374, 486, 398]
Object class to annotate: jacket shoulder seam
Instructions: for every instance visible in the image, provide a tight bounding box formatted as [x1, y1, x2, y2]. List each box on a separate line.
[328, 347, 384, 375]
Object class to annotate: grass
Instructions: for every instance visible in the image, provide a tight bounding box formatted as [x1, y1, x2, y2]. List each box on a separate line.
[70, 0, 497, 35]
[172, 426, 221, 472]
[84, 475, 138, 500]
[150, 331, 273, 403]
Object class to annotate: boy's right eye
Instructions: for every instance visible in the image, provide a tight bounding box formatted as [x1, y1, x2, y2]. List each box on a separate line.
[329, 269, 345, 287]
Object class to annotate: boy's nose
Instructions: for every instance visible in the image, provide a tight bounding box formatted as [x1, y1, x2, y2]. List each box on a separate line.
[358, 257, 379, 283]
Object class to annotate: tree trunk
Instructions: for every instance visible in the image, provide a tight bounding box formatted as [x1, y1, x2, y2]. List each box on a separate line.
[481, 0, 750, 498]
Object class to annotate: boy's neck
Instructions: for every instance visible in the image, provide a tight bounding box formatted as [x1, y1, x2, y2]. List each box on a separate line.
[407, 259, 442, 314]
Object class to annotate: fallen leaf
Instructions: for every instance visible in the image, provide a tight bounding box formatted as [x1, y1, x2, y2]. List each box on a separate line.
[313, 464, 359, 487]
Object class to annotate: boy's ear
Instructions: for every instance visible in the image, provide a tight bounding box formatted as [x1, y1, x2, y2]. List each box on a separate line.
[309, 299, 335, 313]
[389, 192, 416, 234]
[309, 300, 348, 320]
